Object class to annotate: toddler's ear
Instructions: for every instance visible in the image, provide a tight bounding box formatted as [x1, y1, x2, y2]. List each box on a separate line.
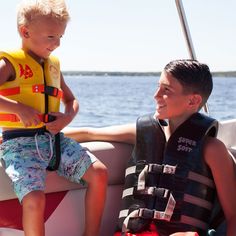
[23, 31, 29, 38]
[19, 26, 29, 38]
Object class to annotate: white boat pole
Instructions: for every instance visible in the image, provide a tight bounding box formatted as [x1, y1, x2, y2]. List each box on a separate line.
[175, 0, 209, 114]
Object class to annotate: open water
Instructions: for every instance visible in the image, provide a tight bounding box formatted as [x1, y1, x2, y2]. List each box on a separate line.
[64, 75, 236, 127]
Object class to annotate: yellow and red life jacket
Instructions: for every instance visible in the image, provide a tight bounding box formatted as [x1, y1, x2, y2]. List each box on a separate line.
[0, 49, 63, 128]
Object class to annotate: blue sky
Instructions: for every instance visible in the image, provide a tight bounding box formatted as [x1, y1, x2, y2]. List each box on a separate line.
[1, 0, 236, 72]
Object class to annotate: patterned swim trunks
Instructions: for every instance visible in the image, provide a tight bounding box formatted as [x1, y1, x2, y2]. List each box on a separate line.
[0, 132, 97, 202]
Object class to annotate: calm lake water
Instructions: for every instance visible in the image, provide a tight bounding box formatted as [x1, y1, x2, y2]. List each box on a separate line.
[64, 75, 236, 127]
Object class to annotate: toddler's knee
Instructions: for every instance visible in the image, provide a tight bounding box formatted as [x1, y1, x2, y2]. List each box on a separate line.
[91, 162, 108, 185]
[22, 191, 45, 212]
[95, 163, 108, 184]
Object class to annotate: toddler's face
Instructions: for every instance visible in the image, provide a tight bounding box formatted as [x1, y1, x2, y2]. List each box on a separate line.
[22, 16, 67, 60]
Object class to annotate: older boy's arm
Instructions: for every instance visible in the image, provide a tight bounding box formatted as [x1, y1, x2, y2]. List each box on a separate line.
[64, 123, 136, 145]
[204, 137, 236, 236]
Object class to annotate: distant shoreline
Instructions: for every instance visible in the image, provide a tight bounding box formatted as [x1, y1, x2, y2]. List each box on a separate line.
[62, 71, 236, 77]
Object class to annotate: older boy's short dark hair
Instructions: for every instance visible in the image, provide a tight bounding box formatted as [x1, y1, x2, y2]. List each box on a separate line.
[164, 59, 213, 108]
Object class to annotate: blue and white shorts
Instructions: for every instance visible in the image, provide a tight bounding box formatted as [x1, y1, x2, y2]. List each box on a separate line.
[0, 132, 97, 202]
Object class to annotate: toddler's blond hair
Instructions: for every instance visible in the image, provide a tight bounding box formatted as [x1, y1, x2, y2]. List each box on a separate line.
[17, 0, 70, 32]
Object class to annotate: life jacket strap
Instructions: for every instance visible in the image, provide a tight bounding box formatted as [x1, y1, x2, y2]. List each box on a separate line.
[139, 164, 177, 190]
[0, 87, 20, 96]
[0, 114, 20, 122]
[122, 187, 170, 199]
[0, 85, 63, 99]
[32, 84, 63, 98]
[0, 84, 63, 98]
[121, 193, 176, 234]
[0, 113, 55, 123]
[46, 132, 61, 171]
[125, 163, 176, 191]
[126, 163, 176, 177]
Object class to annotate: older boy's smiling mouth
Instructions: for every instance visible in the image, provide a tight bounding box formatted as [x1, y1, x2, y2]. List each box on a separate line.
[157, 103, 165, 109]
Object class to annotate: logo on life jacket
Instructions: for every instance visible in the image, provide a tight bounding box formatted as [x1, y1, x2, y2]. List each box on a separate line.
[177, 136, 197, 153]
[19, 63, 33, 79]
[49, 65, 59, 80]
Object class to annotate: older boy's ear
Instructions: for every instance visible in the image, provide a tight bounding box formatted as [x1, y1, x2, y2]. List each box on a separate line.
[189, 94, 202, 107]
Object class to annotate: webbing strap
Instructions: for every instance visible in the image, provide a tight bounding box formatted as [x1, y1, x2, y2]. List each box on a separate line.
[121, 193, 176, 233]
[126, 164, 176, 177]
[138, 165, 148, 190]
[0, 84, 63, 98]
[125, 163, 176, 191]
[0, 113, 55, 123]
[184, 193, 213, 210]
[122, 186, 170, 199]
[47, 133, 61, 171]
[0, 85, 63, 98]
[188, 171, 215, 188]
[0, 114, 20, 122]
[0, 87, 20, 96]
[180, 215, 208, 230]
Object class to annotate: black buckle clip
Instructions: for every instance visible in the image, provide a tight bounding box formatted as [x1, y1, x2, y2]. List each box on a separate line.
[148, 163, 164, 173]
[44, 114, 56, 123]
[138, 208, 154, 219]
[44, 86, 58, 97]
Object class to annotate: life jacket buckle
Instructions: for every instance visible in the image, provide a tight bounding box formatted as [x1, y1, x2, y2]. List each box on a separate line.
[148, 163, 164, 173]
[138, 208, 154, 219]
[150, 187, 170, 198]
[43, 114, 56, 123]
[44, 85, 59, 97]
[163, 164, 177, 174]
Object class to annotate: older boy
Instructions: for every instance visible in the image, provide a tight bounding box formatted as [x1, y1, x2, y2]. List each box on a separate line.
[73, 60, 236, 236]
[0, 1, 107, 236]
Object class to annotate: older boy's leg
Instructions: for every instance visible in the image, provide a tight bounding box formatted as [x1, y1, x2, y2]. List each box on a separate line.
[114, 222, 159, 236]
[170, 233, 199, 236]
[82, 160, 108, 236]
[22, 190, 46, 236]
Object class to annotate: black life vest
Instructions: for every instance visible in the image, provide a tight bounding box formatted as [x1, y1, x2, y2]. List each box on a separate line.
[116, 113, 218, 236]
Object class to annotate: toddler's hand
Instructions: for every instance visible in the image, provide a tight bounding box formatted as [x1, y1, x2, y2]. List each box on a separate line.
[17, 102, 41, 127]
[45, 112, 71, 134]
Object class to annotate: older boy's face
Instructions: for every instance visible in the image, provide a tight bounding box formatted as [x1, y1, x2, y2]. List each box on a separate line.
[22, 16, 67, 60]
[153, 71, 192, 120]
